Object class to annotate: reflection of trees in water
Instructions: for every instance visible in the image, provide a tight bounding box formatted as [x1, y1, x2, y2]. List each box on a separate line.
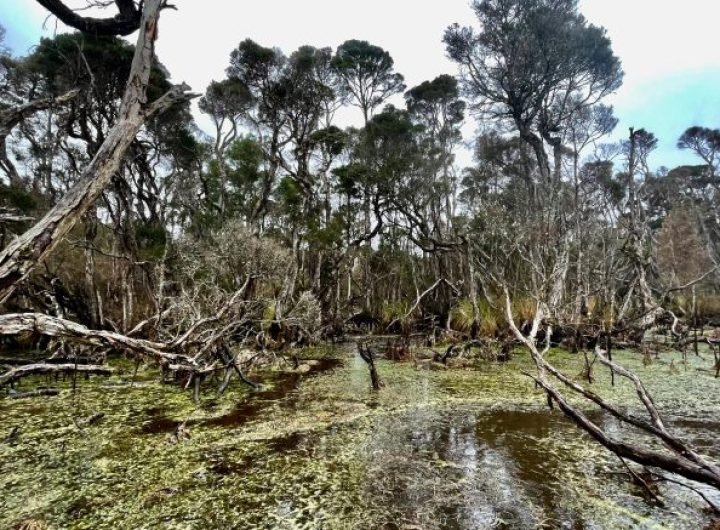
[357, 406, 720, 529]
[361, 409, 578, 529]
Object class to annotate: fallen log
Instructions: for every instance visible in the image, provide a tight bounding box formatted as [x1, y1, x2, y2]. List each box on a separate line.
[7, 387, 60, 399]
[0, 363, 112, 386]
[0, 313, 193, 365]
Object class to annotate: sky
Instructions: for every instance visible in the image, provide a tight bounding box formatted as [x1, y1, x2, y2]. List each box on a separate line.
[1, 0, 720, 171]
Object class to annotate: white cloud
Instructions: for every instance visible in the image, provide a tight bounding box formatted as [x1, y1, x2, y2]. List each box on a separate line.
[580, 0, 720, 84]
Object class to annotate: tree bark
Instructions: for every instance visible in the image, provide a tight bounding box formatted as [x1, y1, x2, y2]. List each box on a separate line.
[0, 313, 191, 364]
[35, 0, 143, 36]
[0, 0, 195, 303]
[1, 362, 112, 386]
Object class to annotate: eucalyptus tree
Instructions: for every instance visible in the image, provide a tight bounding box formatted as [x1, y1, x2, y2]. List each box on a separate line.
[226, 40, 340, 222]
[405, 74, 465, 233]
[199, 78, 252, 218]
[277, 45, 337, 199]
[332, 40, 405, 125]
[18, 31, 193, 328]
[444, 0, 623, 189]
[330, 41, 406, 307]
[678, 127, 720, 179]
[0, 0, 195, 302]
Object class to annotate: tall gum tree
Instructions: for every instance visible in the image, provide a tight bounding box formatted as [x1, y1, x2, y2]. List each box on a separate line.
[444, 0, 623, 189]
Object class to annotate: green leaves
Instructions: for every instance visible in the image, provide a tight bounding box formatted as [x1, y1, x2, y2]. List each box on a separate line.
[199, 79, 252, 122]
[445, 0, 623, 136]
[332, 40, 406, 121]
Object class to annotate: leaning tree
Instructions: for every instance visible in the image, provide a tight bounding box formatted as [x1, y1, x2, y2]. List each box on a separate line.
[0, 0, 195, 302]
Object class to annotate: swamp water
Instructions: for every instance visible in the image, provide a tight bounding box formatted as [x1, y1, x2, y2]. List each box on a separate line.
[1, 346, 718, 529]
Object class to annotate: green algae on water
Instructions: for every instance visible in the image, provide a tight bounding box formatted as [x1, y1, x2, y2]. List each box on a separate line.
[1, 346, 718, 529]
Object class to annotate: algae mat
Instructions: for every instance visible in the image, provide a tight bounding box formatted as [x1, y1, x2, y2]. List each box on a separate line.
[1, 347, 718, 529]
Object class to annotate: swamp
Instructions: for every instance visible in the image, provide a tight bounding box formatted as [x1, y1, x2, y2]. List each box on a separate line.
[1, 0, 720, 528]
[2, 344, 720, 529]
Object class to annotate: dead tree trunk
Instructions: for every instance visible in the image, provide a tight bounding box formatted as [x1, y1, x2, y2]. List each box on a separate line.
[503, 288, 720, 492]
[358, 342, 382, 390]
[0, 0, 195, 302]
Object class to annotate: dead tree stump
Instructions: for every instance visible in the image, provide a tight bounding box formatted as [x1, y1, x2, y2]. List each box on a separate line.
[358, 342, 382, 390]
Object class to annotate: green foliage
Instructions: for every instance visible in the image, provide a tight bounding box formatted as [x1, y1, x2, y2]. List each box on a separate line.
[226, 136, 264, 186]
[306, 214, 344, 251]
[26, 32, 170, 101]
[381, 300, 413, 325]
[333, 163, 365, 198]
[134, 222, 167, 259]
[0, 184, 36, 212]
[405, 74, 465, 147]
[199, 78, 252, 120]
[261, 302, 277, 331]
[276, 176, 303, 210]
[227, 39, 284, 88]
[332, 39, 406, 120]
[449, 297, 501, 336]
[310, 126, 347, 157]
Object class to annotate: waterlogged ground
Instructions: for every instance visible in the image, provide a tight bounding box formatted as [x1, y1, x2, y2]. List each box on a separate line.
[1, 344, 719, 529]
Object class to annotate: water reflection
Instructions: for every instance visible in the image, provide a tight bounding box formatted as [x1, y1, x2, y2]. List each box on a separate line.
[358, 404, 719, 529]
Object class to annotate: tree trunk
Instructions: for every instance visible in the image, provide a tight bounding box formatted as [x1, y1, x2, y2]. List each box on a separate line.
[0, 0, 194, 303]
[466, 238, 480, 337]
[83, 209, 100, 327]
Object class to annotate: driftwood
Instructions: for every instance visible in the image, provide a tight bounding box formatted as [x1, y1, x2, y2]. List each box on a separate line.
[0, 363, 112, 386]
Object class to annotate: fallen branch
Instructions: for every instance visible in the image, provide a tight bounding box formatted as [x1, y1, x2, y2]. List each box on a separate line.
[503, 287, 720, 491]
[0, 313, 192, 364]
[0, 363, 112, 386]
[7, 387, 59, 399]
